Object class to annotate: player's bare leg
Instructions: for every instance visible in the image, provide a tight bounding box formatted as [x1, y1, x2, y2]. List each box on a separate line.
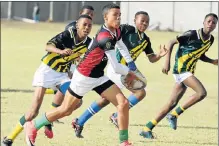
[100, 84, 132, 145]
[140, 83, 187, 138]
[25, 90, 81, 145]
[166, 76, 207, 130]
[44, 90, 65, 139]
[181, 76, 207, 109]
[2, 87, 46, 145]
[52, 90, 65, 107]
[110, 88, 146, 127]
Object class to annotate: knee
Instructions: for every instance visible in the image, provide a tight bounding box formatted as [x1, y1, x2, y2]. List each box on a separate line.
[60, 105, 74, 116]
[198, 90, 207, 100]
[117, 98, 129, 111]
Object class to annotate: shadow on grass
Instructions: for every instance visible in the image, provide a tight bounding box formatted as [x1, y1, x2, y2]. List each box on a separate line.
[131, 124, 218, 130]
[1, 88, 33, 93]
[139, 140, 218, 145]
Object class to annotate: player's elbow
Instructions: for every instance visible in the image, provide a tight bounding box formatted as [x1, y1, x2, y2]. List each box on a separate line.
[168, 39, 177, 49]
[149, 58, 156, 63]
[148, 55, 157, 63]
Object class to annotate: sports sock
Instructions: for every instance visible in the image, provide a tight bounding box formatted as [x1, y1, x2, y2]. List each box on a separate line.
[77, 101, 102, 126]
[144, 119, 158, 131]
[171, 106, 185, 117]
[45, 88, 57, 94]
[34, 113, 51, 130]
[7, 115, 26, 141]
[119, 130, 128, 143]
[51, 102, 60, 109]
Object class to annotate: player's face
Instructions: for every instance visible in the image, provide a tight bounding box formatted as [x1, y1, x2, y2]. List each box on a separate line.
[77, 18, 92, 38]
[81, 9, 94, 19]
[135, 14, 149, 33]
[105, 8, 121, 29]
[203, 16, 217, 33]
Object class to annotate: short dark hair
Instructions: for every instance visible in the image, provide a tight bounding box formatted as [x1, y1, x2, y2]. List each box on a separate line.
[77, 14, 92, 21]
[205, 13, 218, 20]
[102, 3, 120, 16]
[81, 5, 94, 11]
[135, 11, 149, 18]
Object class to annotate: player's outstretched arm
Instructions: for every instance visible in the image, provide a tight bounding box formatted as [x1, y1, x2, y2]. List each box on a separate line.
[147, 45, 168, 63]
[162, 39, 178, 74]
[200, 54, 218, 65]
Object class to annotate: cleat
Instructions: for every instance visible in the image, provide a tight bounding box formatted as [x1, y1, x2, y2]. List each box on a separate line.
[25, 121, 37, 146]
[120, 140, 133, 146]
[139, 130, 156, 139]
[109, 113, 118, 128]
[2, 137, 13, 146]
[72, 118, 84, 138]
[166, 114, 177, 130]
[44, 124, 54, 139]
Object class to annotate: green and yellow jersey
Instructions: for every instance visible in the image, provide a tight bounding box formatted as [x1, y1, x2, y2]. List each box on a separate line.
[173, 29, 214, 74]
[116, 24, 154, 65]
[41, 27, 91, 73]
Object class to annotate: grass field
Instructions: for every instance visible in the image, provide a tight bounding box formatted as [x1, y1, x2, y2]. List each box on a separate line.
[1, 20, 218, 146]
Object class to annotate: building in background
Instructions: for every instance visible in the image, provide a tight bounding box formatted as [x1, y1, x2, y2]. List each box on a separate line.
[120, 2, 218, 32]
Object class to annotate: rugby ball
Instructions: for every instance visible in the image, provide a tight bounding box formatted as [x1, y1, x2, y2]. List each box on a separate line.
[121, 70, 147, 90]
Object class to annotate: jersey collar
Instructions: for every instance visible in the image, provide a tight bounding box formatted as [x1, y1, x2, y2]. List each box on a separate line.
[198, 28, 211, 43]
[68, 28, 88, 46]
[103, 24, 117, 38]
[135, 27, 144, 40]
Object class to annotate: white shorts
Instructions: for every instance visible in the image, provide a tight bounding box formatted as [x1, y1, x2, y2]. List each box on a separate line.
[106, 62, 125, 89]
[70, 64, 76, 73]
[32, 63, 70, 90]
[69, 69, 114, 98]
[173, 72, 193, 84]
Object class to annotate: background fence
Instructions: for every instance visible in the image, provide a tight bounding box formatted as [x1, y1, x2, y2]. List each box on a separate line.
[1, 1, 218, 32]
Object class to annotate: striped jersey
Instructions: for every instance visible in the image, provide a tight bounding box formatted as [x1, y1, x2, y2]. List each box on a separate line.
[173, 28, 214, 74]
[115, 24, 154, 65]
[41, 27, 91, 73]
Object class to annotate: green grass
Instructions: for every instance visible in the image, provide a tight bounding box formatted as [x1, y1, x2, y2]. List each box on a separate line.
[1, 20, 218, 146]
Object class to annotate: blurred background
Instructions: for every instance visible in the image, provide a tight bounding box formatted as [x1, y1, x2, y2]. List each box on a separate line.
[1, 2, 218, 146]
[1, 1, 218, 32]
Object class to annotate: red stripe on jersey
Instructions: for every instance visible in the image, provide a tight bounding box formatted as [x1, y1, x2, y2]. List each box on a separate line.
[116, 28, 121, 40]
[77, 47, 105, 76]
[97, 31, 113, 41]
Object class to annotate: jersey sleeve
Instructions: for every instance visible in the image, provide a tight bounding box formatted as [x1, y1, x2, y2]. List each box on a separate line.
[47, 30, 71, 50]
[120, 24, 135, 40]
[97, 33, 115, 51]
[116, 39, 133, 63]
[176, 30, 194, 44]
[65, 20, 77, 30]
[105, 50, 129, 75]
[144, 36, 154, 56]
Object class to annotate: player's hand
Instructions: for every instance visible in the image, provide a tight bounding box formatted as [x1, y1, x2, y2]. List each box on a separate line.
[158, 45, 168, 57]
[212, 59, 218, 65]
[124, 71, 138, 88]
[162, 62, 170, 75]
[60, 49, 73, 56]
